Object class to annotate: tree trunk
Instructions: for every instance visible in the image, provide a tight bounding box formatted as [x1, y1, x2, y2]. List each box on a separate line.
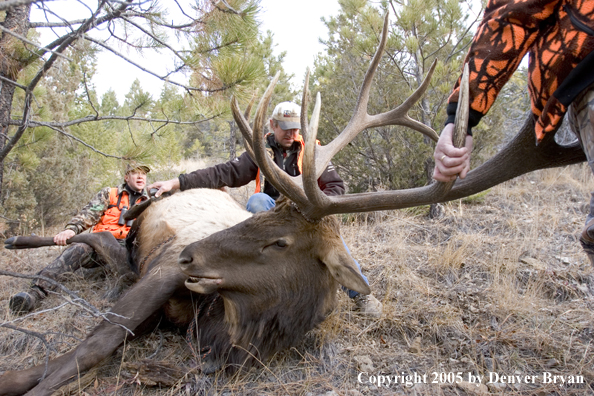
[0, 3, 32, 201]
[228, 120, 237, 160]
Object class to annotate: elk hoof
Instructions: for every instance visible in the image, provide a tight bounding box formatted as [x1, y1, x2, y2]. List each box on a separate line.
[4, 237, 17, 249]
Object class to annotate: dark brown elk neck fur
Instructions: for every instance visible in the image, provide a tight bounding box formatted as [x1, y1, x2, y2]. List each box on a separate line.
[179, 198, 343, 365]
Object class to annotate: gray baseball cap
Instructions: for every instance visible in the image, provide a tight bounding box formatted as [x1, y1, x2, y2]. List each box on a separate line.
[271, 101, 301, 130]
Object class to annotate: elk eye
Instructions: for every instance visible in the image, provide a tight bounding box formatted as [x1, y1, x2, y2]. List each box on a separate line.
[275, 239, 288, 248]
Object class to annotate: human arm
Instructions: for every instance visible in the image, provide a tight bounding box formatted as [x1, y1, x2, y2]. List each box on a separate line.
[63, 187, 112, 236]
[434, 0, 556, 181]
[177, 151, 259, 192]
[318, 161, 345, 196]
[447, 0, 557, 127]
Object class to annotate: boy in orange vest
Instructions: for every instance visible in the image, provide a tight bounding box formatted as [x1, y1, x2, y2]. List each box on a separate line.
[9, 162, 150, 314]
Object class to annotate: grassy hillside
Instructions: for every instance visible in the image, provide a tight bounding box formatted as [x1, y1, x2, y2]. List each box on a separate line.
[1, 165, 593, 395]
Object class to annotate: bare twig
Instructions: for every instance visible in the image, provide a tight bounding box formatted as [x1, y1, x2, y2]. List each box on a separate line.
[83, 35, 234, 93]
[0, 74, 28, 91]
[0, 213, 20, 223]
[81, 70, 100, 118]
[29, 19, 88, 28]
[120, 16, 188, 63]
[31, 122, 125, 159]
[10, 114, 217, 128]
[0, 323, 55, 379]
[0, 270, 135, 335]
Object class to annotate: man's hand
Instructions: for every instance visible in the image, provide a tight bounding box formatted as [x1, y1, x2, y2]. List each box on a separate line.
[148, 178, 180, 198]
[54, 229, 75, 246]
[433, 123, 473, 182]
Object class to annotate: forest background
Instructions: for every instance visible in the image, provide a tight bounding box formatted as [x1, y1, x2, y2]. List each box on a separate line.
[0, 0, 539, 236]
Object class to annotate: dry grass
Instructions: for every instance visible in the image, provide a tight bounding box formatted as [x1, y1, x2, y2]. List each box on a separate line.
[1, 165, 594, 395]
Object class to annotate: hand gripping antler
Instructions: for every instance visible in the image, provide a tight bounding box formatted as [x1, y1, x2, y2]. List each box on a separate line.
[231, 13, 468, 221]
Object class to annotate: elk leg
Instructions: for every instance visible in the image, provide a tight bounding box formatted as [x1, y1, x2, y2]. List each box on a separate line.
[0, 266, 187, 396]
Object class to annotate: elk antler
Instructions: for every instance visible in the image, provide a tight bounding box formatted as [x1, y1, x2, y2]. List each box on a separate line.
[232, 14, 585, 220]
[231, 13, 467, 220]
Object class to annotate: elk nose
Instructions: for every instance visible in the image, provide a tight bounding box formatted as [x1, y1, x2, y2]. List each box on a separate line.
[178, 252, 193, 267]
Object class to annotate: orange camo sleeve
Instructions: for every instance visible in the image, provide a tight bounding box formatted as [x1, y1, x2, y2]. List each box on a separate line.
[449, 0, 559, 116]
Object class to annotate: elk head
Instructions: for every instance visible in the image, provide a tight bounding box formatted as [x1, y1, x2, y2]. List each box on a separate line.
[179, 197, 369, 297]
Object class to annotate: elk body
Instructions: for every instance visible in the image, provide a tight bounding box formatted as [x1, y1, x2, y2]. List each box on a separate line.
[0, 188, 369, 396]
[1, 13, 587, 396]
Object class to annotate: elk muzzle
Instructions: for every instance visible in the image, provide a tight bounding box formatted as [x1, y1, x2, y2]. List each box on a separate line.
[179, 243, 222, 294]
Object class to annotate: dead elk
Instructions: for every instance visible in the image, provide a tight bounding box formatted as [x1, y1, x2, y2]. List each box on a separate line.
[0, 187, 369, 396]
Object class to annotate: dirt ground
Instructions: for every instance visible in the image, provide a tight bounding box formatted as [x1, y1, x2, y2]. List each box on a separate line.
[1, 165, 593, 396]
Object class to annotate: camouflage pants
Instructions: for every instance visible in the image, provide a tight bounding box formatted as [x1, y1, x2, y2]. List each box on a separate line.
[33, 240, 124, 293]
[567, 83, 594, 246]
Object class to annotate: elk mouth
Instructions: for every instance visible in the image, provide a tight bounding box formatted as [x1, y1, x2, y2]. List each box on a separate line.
[185, 276, 222, 294]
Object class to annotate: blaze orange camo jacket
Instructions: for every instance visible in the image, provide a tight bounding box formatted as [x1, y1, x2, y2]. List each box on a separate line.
[446, 0, 594, 142]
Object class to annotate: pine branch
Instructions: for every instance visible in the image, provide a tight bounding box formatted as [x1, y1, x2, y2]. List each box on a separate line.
[83, 35, 231, 93]
[9, 114, 218, 128]
[29, 19, 88, 28]
[0, 23, 72, 61]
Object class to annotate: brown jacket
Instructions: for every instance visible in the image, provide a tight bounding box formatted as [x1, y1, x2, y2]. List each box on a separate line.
[179, 134, 345, 199]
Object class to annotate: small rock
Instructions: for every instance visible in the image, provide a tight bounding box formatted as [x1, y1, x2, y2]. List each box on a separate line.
[520, 257, 547, 271]
[554, 255, 572, 265]
[353, 355, 374, 372]
[408, 337, 422, 354]
[487, 382, 507, 392]
[545, 358, 558, 368]
[457, 380, 490, 395]
[325, 391, 339, 396]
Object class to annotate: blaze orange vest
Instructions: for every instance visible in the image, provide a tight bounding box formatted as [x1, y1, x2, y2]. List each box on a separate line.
[92, 188, 132, 239]
[254, 134, 319, 194]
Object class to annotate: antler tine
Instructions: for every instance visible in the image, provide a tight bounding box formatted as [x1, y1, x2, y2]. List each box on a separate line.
[311, 13, 439, 181]
[231, 92, 259, 160]
[231, 96, 256, 159]
[452, 63, 470, 148]
[368, 58, 439, 139]
[302, 91, 330, 214]
[353, 13, 390, 120]
[301, 69, 311, 142]
[311, 64, 470, 216]
[314, 13, 389, 172]
[244, 91, 257, 121]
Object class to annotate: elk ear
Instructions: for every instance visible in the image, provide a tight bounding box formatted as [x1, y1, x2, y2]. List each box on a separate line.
[320, 245, 371, 295]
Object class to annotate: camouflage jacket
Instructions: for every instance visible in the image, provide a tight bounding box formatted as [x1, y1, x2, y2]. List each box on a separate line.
[64, 183, 149, 235]
[446, 0, 594, 141]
